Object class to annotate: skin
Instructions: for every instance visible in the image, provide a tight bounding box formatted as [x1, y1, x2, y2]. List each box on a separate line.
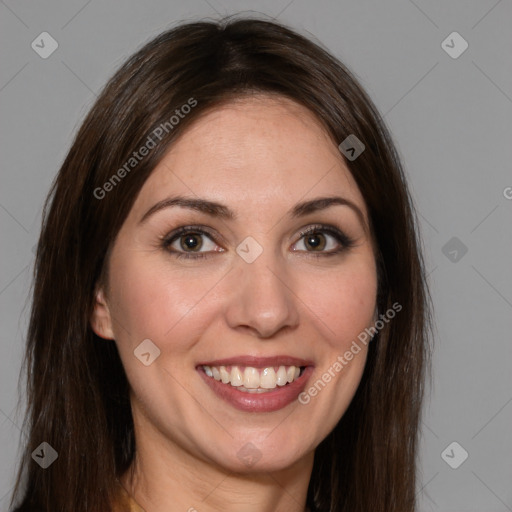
[91, 95, 378, 512]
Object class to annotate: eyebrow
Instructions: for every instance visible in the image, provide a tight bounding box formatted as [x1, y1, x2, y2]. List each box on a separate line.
[139, 195, 367, 228]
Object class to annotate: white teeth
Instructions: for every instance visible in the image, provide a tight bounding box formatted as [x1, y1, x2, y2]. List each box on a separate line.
[243, 367, 260, 388]
[230, 366, 243, 387]
[219, 366, 230, 384]
[202, 364, 304, 390]
[276, 366, 288, 386]
[237, 385, 270, 393]
[260, 367, 276, 389]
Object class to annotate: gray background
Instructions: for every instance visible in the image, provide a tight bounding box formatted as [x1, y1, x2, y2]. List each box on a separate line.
[1, 0, 511, 510]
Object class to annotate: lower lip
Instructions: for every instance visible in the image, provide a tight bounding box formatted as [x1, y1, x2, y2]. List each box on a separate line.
[197, 366, 314, 413]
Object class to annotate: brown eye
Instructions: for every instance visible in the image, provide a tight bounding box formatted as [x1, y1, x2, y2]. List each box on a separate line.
[292, 225, 355, 256]
[179, 233, 203, 252]
[163, 226, 223, 260]
[303, 232, 326, 251]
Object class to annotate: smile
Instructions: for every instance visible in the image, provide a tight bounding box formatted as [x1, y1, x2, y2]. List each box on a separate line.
[197, 356, 314, 412]
[202, 365, 304, 392]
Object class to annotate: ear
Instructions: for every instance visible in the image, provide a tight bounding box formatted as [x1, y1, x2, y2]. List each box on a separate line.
[90, 286, 115, 340]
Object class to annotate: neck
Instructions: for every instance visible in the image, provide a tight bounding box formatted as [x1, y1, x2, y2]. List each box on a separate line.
[121, 417, 314, 512]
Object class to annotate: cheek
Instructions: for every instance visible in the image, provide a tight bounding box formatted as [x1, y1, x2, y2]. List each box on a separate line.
[107, 253, 215, 348]
[303, 261, 378, 348]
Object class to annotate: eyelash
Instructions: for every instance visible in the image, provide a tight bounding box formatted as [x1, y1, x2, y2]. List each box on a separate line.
[162, 224, 355, 260]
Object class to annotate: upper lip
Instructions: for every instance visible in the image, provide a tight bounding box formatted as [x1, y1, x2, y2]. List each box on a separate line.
[197, 355, 314, 368]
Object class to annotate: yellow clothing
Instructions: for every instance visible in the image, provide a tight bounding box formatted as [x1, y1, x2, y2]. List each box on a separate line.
[113, 482, 145, 512]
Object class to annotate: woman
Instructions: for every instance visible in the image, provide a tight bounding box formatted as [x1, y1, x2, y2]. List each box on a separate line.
[11, 16, 432, 512]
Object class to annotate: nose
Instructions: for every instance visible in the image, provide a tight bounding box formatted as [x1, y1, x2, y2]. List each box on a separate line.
[224, 249, 300, 339]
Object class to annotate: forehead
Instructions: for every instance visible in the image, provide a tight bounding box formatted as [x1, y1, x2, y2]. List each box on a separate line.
[132, 95, 367, 221]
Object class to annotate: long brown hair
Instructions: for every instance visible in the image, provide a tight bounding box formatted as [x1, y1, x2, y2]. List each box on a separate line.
[11, 15, 432, 512]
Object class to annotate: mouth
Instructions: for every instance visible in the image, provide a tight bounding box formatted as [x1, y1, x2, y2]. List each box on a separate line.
[196, 356, 314, 412]
[202, 364, 306, 391]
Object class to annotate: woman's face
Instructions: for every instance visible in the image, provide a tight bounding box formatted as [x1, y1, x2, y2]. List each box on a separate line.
[92, 95, 378, 474]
